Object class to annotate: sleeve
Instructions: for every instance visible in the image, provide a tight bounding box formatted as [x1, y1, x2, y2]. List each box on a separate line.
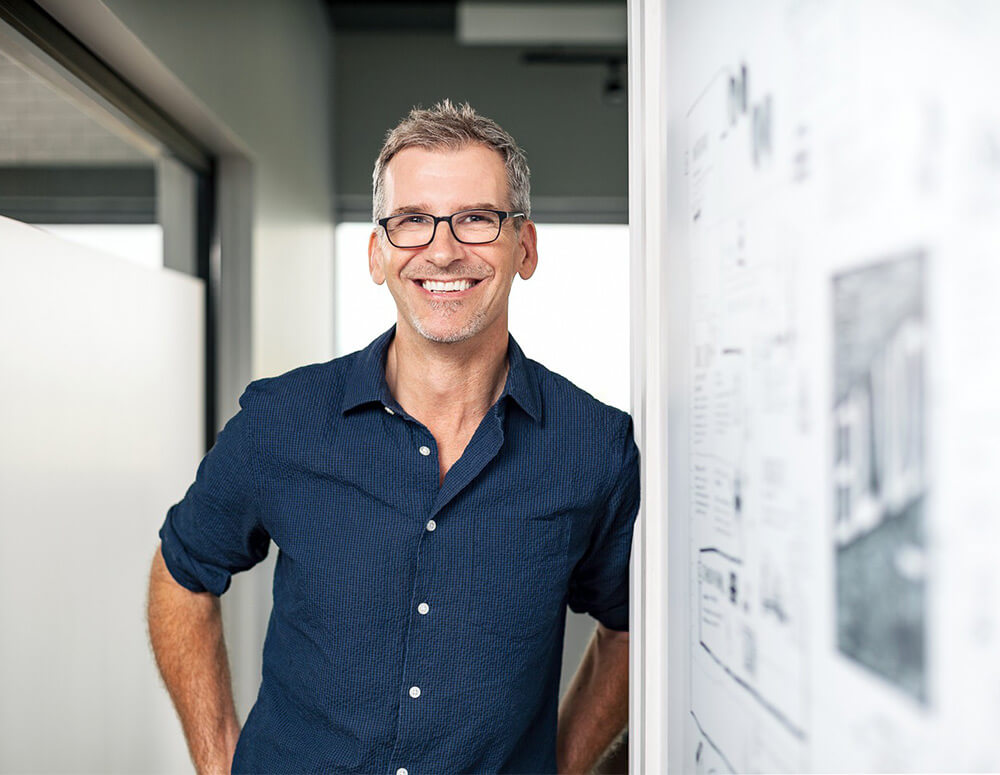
[567, 414, 641, 632]
[158, 384, 271, 595]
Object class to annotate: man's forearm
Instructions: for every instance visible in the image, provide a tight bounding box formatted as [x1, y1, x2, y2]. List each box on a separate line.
[147, 546, 241, 775]
[556, 623, 629, 775]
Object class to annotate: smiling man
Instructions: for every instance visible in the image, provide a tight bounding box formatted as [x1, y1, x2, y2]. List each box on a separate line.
[148, 101, 639, 775]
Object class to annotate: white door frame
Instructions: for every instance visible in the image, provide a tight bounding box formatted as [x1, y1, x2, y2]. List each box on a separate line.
[628, 0, 670, 772]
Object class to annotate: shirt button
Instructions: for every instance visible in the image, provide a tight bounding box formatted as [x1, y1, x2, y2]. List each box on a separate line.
[417, 602, 429, 615]
[409, 685, 421, 698]
[396, 769, 408, 775]
[418, 445, 431, 456]
[426, 519, 436, 532]
[384, 406, 395, 415]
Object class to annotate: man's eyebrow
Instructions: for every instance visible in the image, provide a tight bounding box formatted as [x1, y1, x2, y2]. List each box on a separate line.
[389, 204, 431, 216]
[388, 203, 505, 217]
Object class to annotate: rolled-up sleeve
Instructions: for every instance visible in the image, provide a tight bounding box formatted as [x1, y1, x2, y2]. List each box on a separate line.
[159, 384, 270, 596]
[568, 415, 641, 632]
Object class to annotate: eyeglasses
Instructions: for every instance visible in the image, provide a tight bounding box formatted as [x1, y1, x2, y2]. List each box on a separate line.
[377, 209, 525, 248]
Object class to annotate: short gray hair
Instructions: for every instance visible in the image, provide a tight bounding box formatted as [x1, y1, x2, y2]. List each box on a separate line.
[372, 99, 531, 223]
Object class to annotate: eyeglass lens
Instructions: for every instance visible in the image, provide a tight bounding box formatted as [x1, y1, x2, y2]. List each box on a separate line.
[385, 210, 502, 247]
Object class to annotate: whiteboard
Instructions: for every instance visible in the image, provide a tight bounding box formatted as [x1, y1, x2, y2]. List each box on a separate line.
[661, 1, 1000, 771]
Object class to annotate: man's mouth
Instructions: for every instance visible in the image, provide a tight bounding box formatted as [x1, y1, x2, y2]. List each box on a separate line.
[417, 278, 482, 293]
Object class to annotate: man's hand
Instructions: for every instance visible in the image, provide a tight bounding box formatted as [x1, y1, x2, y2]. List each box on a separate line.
[556, 622, 629, 774]
[147, 546, 241, 775]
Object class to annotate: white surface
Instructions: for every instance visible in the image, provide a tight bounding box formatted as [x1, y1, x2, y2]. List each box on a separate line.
[0, 215, 203, 772]
[663, 1, 1000, 771]
[335, 222, 630, 412]
[627, 0, 671, 771]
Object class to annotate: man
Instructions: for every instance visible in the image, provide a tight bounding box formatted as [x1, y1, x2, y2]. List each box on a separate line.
[148, 100, 639, 775]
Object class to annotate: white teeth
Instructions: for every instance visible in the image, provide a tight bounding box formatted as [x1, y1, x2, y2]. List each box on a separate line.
[421, 279, 475, 292]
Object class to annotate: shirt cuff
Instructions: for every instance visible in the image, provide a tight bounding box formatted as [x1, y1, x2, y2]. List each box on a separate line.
[158, 506, 231, 596]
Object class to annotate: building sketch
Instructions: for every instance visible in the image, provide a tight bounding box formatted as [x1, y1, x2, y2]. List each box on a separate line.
[832, 253, 928, 703]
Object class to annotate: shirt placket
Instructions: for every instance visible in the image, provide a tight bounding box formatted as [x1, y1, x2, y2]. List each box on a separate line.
[384, 401, 505, 775]
[381, 404, 438, 775]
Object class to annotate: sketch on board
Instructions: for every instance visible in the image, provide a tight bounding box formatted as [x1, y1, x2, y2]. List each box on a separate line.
[832, 252, 928, 704]
[685, 60, 810, 774]
[693, 725, 734, 775]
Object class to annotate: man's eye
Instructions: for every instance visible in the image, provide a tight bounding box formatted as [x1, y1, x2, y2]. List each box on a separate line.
[392, 214, 432, 229]
[456, 211, 496, 225]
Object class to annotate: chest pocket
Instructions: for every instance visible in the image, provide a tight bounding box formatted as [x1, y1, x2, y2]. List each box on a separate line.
[471, 510, 573, 643]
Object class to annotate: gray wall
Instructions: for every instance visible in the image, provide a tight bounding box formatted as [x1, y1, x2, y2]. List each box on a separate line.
[100, 0, 337, 381]
[334, 31, 627, 222]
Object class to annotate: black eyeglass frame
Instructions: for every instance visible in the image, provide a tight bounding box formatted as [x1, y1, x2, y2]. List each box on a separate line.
[376, 209, 526, 248]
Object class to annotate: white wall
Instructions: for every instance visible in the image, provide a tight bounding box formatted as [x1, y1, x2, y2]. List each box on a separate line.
[0, 217, 203, 773]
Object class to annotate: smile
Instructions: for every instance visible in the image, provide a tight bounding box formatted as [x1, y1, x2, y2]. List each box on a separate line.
[418, 279, 481, 293]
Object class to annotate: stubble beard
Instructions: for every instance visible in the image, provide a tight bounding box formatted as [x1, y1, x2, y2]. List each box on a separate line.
[408, 300, 490, 344]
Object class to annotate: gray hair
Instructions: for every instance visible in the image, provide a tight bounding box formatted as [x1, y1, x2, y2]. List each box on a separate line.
[372, 99, 531, 224]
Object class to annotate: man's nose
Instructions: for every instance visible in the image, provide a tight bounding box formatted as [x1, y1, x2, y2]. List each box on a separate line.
[423, 219, 465, 264]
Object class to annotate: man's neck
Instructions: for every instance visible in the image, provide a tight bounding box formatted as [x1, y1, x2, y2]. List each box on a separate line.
[384, 322, 510, 432]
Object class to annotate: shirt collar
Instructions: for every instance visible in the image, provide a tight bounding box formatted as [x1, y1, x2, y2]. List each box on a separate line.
[340, 325, 397, 415]
[500, 332, 543, 423]
[339, 324, 543, 423]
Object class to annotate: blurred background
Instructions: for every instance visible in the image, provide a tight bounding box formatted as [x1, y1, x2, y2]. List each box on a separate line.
[0, 1, 629, 771]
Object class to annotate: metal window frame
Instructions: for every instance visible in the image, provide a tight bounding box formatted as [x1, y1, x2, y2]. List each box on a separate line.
[0, 0, 220, 448]
[0, 0, 210, 173]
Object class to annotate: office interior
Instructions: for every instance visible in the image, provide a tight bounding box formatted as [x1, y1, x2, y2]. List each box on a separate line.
[7, 0, 1000, 773]
[0, 1, 629, 772]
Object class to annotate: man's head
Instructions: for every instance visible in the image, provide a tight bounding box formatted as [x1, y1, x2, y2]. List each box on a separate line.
[372, 99, 531, 224]
[368, 101, 538, 346]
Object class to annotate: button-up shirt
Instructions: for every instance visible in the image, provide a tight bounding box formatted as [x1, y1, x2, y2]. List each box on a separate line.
[159, 325, 640, 774]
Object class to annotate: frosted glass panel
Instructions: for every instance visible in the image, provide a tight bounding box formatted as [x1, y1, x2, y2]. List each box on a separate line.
[0, 216, 202, 772]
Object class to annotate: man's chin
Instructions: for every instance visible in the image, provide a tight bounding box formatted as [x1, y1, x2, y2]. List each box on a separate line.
[409, 315, 485, 345]
[417, 327, 476, 345]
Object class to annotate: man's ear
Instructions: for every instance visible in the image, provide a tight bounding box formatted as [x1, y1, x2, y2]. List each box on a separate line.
[368, 229, 386, 285]
[516, 220, 539, 280]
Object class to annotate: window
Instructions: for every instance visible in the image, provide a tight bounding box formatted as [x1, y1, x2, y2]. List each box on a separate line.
[335, 221, 630, 411]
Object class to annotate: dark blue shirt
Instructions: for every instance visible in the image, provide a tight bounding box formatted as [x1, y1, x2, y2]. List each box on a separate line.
[160, 325, 640, 775]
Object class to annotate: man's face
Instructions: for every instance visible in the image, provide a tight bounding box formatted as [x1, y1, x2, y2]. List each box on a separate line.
[368, 144, 538, 346]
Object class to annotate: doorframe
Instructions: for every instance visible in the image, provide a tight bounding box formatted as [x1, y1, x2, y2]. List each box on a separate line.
[628, 0, 670, 772]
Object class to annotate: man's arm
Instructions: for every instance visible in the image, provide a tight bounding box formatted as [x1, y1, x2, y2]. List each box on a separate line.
[147, 546, 241, 775]
[556, 622, 630, 775]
